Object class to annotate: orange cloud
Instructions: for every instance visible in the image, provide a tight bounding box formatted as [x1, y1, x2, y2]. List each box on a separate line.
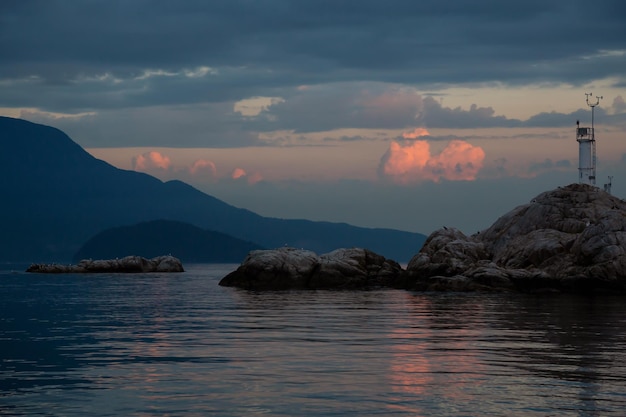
[380, 139, 485, 184]
[189, 159, 217, 177]
[231, 167, 247, 179]
[231, 167, 263, 184]
[132, 151, 171, 171]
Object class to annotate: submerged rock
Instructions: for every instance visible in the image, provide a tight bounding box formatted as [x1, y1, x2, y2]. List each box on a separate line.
[219, 247, 402, 290]
[27, 255, 184, 273]
[405, 183, 626, 293]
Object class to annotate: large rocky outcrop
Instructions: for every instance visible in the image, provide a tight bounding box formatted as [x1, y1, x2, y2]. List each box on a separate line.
[405, 184, 626, 292]
[27, 255, 184, 273]
[219, 247, 402, 290]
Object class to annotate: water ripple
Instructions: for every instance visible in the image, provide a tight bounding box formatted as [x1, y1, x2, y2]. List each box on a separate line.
[2, 264, 626, 416]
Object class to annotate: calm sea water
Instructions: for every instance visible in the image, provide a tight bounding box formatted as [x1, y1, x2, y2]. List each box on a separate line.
[2, 263, 626, 416]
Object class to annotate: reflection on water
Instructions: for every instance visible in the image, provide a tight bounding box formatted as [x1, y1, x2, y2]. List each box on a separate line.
[2, 264, 626, 416]
[388, 295, 488, 416]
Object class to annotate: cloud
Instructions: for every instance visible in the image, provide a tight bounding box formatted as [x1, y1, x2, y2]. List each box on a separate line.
[612, 95, 626, 114]
[18, 109, 96, 121]
[1, 1, 625, 149]
[234, 96, 285, 117]
[419, 96, 522, 128]
[247, 172, 264, 185]
[231, 168, 247, 180]
[2, 1, 625, 92]
[254, 88, 621, 134]
[40, 104, 263, 148]
[189, 159, 217, 178]
[402, 127, 430, 139]
[132, 151, 171, 171]
[130, 152, 220, 183]
[231, 167, 263, 184]
[254, 83, 424, 133]
[379, 139, 485, 184]
[0, 0, 624, 141]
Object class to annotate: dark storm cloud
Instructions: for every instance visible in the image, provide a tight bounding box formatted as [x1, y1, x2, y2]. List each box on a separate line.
[419, 96, 522, 128]
[2, 0, 625, 110]
[253, 90, 624, 133]
[251, 82, 426, 132]
[407, 95, 626, 130]
[525, 105, 626, 128]
[254, 88, 515, 132]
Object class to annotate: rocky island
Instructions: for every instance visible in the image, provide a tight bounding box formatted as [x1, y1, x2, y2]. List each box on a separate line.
[27, 255, 184, 273]
[404, 183, 626, 293]
[219, 247, 402, 290]
[221, 184, 626, 293]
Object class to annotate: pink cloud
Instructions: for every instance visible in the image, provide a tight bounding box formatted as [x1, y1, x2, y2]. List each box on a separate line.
[379, 139, 485, 184]
[231, 167, 263, 184]
[132, 151, 171, 171]
[189, 159, 217, 177]
[231, 167, 247, 179]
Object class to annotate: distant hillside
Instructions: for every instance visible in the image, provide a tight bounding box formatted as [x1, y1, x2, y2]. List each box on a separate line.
[73, 220, 263, 263]
[0, 116, 426, 263]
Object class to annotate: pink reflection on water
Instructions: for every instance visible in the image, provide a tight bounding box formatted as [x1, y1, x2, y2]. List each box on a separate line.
[387, 293, 487, 414]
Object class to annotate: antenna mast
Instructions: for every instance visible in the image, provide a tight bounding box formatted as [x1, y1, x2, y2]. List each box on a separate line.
[576, 93, 602, 186]
[585, 92, 603, 135]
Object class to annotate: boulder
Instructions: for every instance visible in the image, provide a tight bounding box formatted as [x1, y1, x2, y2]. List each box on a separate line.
[26, 255, 184, 273]
[219, 247, 402, 290]
[405, 184, 626, 293]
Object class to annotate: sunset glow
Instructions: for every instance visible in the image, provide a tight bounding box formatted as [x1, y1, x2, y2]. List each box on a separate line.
[231, 167, 263, 184]
[231, 167, 247, 179]
[132, 151, 172, 171]
[189, 159, 217, 177]
[380, 139, 485, 184]
[2, 1, 625, 235]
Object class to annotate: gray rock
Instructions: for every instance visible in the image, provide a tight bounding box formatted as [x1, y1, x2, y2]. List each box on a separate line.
[219, 247, 402, 290]
[27, 255, 184, 273]
[405, 183, 626, 292]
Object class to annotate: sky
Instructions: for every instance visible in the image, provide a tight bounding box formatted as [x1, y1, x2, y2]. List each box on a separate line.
[2, 0, 626, 236]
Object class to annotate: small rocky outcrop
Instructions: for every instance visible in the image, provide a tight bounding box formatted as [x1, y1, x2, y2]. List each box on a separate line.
[404, 183, 626, 293]
[26, 255, 184, 273]
[219, 247, 402, 290]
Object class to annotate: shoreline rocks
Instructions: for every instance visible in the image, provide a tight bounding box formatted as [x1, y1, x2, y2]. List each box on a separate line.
[219, 247, 402, 290]
[26, 255, 184, 273]
[404, 183, 626, 293]
[221, 184, 626, 293]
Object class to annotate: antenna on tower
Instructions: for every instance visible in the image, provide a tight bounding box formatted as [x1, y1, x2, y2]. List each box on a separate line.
[585, 92, 603, 133]
[576, 93, 602, 186]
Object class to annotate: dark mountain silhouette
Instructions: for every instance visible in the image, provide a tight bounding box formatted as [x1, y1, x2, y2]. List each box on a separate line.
[0, 116, 426, 263]
[73, 220, 264, 263]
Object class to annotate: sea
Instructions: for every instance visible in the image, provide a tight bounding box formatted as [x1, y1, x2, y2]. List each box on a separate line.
[2, 263, 626, 416]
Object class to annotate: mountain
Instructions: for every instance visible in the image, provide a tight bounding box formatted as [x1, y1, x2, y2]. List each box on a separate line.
[73, 220, 264, 263]
[0, 116, 426, 263]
